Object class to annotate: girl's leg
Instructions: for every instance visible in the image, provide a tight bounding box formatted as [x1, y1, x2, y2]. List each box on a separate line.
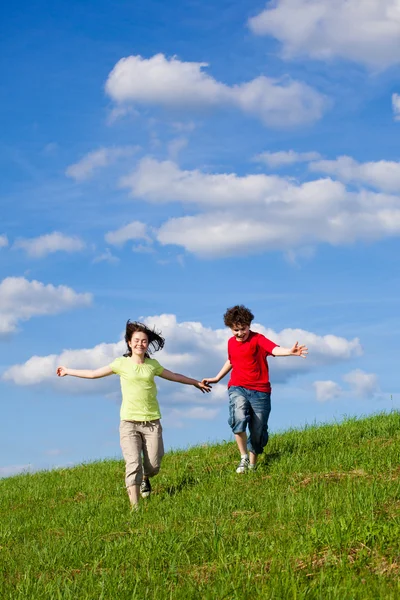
[127, 484, 140, 506]
[119, 420, 143, 507]
[141, 420, 164, 481]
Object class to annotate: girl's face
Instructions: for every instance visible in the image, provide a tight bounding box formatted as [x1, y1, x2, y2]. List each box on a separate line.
[128, 332, 149, 356]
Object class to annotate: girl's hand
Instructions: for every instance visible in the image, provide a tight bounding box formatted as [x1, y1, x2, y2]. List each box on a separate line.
[196, 381, 212, 393]
[290, 342, 308, 358]
[201, 377, 218, 385]
[56, 366, 68, 377]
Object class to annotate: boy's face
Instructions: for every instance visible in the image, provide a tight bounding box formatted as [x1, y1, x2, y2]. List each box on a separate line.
[230, 323, 250, 342]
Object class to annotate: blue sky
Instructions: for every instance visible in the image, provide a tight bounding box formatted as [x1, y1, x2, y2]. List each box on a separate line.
[1, 0, 400, 478]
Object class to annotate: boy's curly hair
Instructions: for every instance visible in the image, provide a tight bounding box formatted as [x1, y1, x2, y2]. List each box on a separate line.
[223, 305, 254, 328]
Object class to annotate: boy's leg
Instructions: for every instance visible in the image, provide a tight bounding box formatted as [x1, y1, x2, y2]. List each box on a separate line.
[235, 431, 248, 455]
[228, 387, 251, 472]
[119, 420, 143, 507]
[141, 419, 164, 496]
[247, 391, 271, 467]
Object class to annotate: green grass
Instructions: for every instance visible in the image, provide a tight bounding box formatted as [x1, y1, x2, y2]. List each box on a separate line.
[1, 412, 400, 599]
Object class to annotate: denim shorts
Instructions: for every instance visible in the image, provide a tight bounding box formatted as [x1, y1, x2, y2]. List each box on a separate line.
[228, 386, 271, 455]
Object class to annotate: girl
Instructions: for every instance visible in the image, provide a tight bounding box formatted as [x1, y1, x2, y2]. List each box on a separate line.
[56, 320, 211, 508]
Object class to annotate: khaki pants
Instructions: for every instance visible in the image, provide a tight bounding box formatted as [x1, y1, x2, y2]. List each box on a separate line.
[119, 419, 164, 487]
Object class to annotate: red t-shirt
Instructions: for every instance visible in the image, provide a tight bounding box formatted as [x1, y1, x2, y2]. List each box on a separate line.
[227, 331, 278, 392]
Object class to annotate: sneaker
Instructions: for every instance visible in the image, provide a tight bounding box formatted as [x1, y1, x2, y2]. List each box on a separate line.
[249, 463, 257, 472]
[236, 457, 250, 474]
[140, 478, 152, 498]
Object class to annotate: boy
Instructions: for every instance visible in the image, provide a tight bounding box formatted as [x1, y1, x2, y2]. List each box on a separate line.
[203, 305, 308, 473]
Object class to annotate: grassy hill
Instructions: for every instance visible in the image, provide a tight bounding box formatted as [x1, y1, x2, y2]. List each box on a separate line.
[1, 412, 400, 599]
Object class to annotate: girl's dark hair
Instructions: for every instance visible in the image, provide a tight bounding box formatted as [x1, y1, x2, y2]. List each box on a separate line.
[223, 305, 254, 328]
[123, 321, 165, 358]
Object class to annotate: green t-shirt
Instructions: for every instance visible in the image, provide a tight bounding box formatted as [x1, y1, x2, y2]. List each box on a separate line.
[109, 356, 164, 421]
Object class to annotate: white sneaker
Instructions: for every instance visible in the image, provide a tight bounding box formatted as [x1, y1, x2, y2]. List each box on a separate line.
[249, 463, 257, 472]
[236, 457, 250, 473]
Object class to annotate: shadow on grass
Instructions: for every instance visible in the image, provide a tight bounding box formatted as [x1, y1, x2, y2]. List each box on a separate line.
[163, 474, 201, 497]
[258, 452, 282, 471]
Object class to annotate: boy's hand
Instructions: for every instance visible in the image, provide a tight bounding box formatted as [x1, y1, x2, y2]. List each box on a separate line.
[290, 342, 308, 358]
[196, 381, 212, 393]
[202, 377, 218, 385]
[56, 366, 68, 377]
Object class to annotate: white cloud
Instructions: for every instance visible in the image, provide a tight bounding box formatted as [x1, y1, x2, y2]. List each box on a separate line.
[248, 0, 400, 70]
[132, 244, 155, 254]
[5, 314, 361, 392]
[313, 380, 343, 402]
[157, 214, 292, 258]
[168, 137, 188, 160]
[121, 157, 400, 258]
[45, 448, 63, 456]
[105, 53, 327, 127]
[106, 105, 139, 125]
[271, 328, 362, 365]
[171, 121, 197, 133]
[313, 369, 380, 402]
[254, 150, 321, 168]
[43, 142, 59, 155]
[13, 232, 85, 258]
[3, 340, 124, 388]
[0, 464, 32, 478]
[3, 314, 363, 421]
[104, 221, 150, 246]
[0, 235, 8, 248]
[106, 54, 227, 106]
[392, 93, 400, 121]
[343, 369, 379, 397]
[120, 157, 289, 207]
[92, 248, 120, 264]
[168, 406, 220, 421]
[0, 277, 92, 335]
[285, 245, 316, 266]
[232, 76, 328, 127]
[66, 146, 138, 181]
[310, 156, 400, 192]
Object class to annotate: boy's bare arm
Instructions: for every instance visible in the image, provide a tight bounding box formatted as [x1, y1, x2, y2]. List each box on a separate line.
[202, 359, 232, 384]
[272, 342, 308, 358]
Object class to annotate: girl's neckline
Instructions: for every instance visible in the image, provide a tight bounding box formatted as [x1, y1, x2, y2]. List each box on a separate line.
[127, 356, 147, 366]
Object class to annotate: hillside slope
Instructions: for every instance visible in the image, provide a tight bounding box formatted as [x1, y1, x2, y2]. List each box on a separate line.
[1, 412, 400, 599]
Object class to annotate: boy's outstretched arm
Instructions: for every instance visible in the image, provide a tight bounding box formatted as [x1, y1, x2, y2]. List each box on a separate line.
[272, 342, 308, 358]
[56, 366, 114, 379]
[202, 359, 232, 384]
[159, 369, 212, 393]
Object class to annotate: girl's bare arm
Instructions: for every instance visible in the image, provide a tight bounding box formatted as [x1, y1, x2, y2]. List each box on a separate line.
[159, 369, 211, 393]
[56, 366, 114, 379]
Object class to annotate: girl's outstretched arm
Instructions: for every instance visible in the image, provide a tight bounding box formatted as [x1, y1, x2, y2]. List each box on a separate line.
[56, 366, 114, 379]
[159, 369, 211, 393]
